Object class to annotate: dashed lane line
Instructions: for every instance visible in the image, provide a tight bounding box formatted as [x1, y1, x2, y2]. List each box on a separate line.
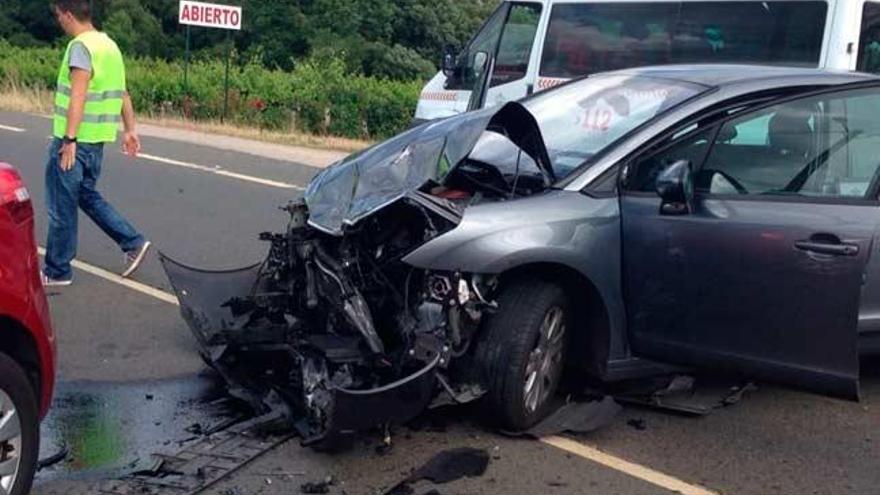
[37, 247, 179, 306]
[541, 436, 719, 495]
[6, 116, 307, 189]
[0, 124, 26, 133]
[137, 152, 305, 190]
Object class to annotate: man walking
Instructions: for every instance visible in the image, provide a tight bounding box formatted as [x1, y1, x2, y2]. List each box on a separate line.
[43, 0, 151, 286]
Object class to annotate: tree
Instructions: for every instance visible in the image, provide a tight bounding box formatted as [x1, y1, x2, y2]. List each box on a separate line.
[103, 0, 165, 58]
[1, 0, 500, 80]
[239, 0, 310, 70]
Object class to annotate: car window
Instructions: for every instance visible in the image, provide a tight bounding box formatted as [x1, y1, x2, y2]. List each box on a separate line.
[492, 3, 543, 88]
[626, 127, 715, 192]
[726, 112, 774, 145]
[539, 1, 827, 79]
[698, 89, 880, 199]
[858, 2, 880, 74]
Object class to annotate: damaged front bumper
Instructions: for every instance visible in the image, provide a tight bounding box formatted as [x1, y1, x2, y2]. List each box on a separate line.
[161, 256, 441, 442]
[160, 201, 493, 444]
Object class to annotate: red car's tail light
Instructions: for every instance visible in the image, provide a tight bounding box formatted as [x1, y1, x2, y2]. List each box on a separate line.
[0, 162, 33, 224]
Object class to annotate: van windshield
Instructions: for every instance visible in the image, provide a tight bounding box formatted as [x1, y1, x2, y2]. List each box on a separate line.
[540, 1, 828, 79]
[524, 74, 706, 177]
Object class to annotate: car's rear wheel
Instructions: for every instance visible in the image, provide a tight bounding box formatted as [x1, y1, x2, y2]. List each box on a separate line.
[476, 280, 568, 431]
[0, 353, 39, 495]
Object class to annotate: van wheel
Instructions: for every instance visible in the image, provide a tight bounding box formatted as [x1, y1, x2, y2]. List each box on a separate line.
[0, 353, 39, 495]
[476, 280, 568, 431]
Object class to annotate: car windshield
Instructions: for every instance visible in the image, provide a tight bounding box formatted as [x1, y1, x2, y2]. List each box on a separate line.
[523, 74, 708, 178]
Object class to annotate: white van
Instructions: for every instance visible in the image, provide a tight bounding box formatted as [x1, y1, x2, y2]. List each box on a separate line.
[415, 0, 880, 122]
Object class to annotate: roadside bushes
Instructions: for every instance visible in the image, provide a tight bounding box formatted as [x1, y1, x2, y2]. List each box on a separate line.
[0, 40, 424, 140]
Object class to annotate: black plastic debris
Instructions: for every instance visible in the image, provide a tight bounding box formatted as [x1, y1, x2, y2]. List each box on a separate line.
[37, 446, 69, 470]
[626, 418, 647, 431]
[721, 383, 758, 407]
[185, 423, 204, 435]
[614, 375, 758, 416]
[387, 486, 415, 495]
[301, 476, 335, 494]
[410, 447, 490, 483]
[502, 396, 622, 438]
[375, 428, 394, 456]
[384, 448, 490, 494]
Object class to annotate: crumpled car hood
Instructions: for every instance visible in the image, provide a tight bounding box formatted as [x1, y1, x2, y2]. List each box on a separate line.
[304, 103, 552, 236]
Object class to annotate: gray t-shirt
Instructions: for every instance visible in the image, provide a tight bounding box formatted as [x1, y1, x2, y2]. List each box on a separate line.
[69, 42, 92, 73]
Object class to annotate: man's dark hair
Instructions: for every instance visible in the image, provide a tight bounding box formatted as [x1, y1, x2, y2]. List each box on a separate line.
[51, 0, 91, 22]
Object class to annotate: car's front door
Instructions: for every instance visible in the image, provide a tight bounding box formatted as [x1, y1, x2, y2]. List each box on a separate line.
[620, 86, 880, 398]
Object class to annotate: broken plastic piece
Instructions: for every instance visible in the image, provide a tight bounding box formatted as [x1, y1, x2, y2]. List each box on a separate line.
[384, 448, 491, 495]
[501, 396, 622, 438]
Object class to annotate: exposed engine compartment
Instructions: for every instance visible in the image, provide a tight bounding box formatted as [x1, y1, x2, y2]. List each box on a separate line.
[162, 195, 500, 443]
[160, 104, 559, 443]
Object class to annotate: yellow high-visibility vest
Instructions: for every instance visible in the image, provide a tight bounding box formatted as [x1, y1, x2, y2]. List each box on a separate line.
[53, 31, 126, 143]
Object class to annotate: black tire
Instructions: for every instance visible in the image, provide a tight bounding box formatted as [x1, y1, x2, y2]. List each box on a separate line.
[475, 280, 569, 431]
[0, 352, 39, 495]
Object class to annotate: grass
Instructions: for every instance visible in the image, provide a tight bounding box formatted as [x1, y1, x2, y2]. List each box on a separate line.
[141, 115, 371, 153]
[0, 82, 53, 114]
[0, 83, 372, 153]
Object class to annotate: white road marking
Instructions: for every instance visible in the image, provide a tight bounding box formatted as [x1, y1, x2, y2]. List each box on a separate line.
[137, 152, 304, 190]
[37, 247, 179, 306]
[13, 115, 309, 188]
[0, 124, 26, 133]
[542, 436, 719, 495]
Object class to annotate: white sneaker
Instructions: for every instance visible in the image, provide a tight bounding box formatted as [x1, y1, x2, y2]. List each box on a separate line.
[122, 241, 152, 278]
[41, 272, 73, 287]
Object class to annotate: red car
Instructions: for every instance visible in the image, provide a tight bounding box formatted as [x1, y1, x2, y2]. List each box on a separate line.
[0, 162, 55, 495]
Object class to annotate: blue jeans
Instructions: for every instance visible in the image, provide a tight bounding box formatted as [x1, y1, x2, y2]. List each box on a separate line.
[44, 138, 145, 280]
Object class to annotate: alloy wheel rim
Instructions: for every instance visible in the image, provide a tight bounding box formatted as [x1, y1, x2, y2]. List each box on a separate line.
[0, 389, 22, 495]
[524, 306, 566, 413]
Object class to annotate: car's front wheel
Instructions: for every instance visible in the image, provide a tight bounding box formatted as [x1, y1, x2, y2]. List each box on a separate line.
[476, 280, 568, 430]
[0, 352, 39, 495]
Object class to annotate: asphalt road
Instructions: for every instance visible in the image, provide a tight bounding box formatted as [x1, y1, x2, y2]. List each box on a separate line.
[2, 110, 879, 495]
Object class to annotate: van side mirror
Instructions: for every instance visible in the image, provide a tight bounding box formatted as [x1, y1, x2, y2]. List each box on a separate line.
[656, 160, 694, 215]
[467, 51, 494, 112]
[473, 51, 489, 77]
[442, 44, 457, 78]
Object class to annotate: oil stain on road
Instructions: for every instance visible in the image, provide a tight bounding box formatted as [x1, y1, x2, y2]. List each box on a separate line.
[37, 374, 242, 482]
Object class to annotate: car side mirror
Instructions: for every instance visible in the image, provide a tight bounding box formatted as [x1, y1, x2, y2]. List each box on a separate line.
[656, 160, 694, 215]
[442, 44, 457, 78]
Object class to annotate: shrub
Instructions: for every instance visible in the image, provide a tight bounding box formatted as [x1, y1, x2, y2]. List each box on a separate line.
[0, 40, 422, 140]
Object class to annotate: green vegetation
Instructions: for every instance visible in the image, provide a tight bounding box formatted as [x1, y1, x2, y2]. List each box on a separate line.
[1, 0, 497, 80]
[0, 41, 423, 139]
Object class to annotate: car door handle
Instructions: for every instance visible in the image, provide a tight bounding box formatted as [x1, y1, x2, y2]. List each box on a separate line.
[794, 240, 860, 256]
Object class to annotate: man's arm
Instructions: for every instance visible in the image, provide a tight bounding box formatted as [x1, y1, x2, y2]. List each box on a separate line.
[121, 91, 141, 157]
[122, 91, 136, 132]
[59, 67, 90, 171]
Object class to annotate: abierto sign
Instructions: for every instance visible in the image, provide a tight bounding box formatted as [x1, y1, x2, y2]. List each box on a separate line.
[179, 1, 242, 31]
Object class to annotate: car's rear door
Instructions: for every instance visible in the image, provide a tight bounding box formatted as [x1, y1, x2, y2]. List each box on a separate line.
[620, 86, 880, 399]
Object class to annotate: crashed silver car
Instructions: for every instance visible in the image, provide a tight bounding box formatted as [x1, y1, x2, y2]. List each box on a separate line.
[162, 65, 880, 442]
